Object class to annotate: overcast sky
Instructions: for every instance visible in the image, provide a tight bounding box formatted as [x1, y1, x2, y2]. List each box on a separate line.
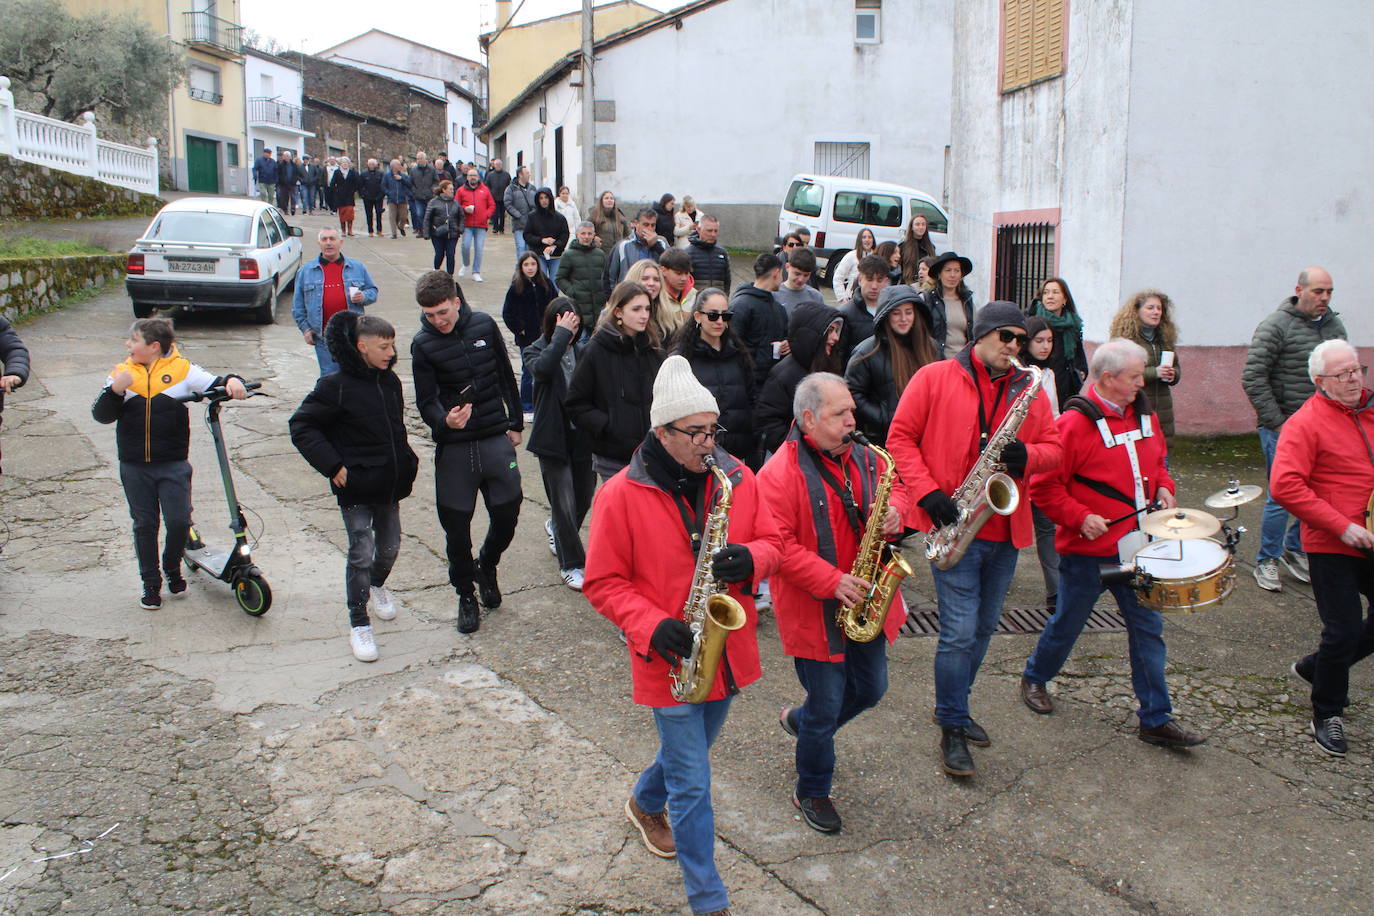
[241, 0, 670, 62]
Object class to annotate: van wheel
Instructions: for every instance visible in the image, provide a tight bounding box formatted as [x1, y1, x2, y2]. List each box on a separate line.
[132, 302, 155, 318]
[824, 249, 848, 289]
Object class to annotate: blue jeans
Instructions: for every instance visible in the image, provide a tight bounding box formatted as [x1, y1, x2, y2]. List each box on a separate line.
[634, 698, 732, 915]
[513, 229, 528, 258]
[1024, 553, 1173, 728]
[541, 255, 561, 293]
[462, 227, 486, 272]
[931, 538, 1019, 727]
[409, 198, 429, 236]
[792, 637, 888, 797]
[1258, 427, 1302, 561]
[313, 336, 339, 375]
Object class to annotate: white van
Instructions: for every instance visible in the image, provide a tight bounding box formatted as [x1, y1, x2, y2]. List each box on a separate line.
[777, 174, 950, 284]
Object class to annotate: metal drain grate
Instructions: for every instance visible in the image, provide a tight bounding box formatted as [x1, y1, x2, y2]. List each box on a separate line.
[901, 605, 1127, 637]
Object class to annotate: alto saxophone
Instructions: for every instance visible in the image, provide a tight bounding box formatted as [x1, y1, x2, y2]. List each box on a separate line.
[925, 360, 1044, 570]
[671, 454, 747, 704]
[838, 433, 913, 642]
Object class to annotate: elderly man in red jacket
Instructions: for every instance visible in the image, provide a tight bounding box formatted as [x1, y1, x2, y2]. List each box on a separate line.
[1019, 338, 1204, 749]
[584, 355, 782, 916]
[887, 301, 1061, 778]
[1271, 338, 1374, 758]
[757, 372, 908, 834]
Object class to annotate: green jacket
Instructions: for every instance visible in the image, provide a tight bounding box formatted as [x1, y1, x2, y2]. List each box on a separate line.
[1121, 327, 1181, 440]
[556, 239, 608, 327]
[1241, 298, 1347, 431]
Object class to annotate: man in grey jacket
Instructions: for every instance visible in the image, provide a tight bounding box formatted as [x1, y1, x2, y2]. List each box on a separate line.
[1241, 266, 1346, 592]
[503, 166, 538, 257]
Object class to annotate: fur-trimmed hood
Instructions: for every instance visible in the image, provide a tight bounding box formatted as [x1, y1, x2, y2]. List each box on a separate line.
[324, 310, 394, 377]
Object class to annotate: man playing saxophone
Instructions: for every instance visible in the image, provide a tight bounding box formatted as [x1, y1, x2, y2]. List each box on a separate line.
[584, 355, 782, 916]
[757, 373, 909, 834]
[888, 302, 1062, 777]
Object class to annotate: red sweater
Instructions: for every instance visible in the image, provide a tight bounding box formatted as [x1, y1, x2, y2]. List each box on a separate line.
[1027, 386, 1174, 557]
[583, 450, 783, 706]
[320, 258, 348, 326]
[1270, 390, 1374, 558]
[887, 352, 1061, 549]
[756, 437, 910, 661]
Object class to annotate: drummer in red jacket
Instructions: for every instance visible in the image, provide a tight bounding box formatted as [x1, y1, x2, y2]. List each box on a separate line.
[1018, 338, 1205, 749]
[1271, 339, 1374, 758]
[756, 372, 908, 834]
[583, 355, 782, 916]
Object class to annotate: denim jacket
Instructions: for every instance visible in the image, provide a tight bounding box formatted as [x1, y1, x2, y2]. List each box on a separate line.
[381, 170, 413, 204]
[292, 255, 379, 333]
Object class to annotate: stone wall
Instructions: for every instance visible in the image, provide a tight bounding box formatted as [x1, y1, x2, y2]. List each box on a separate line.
[0, 154, 163, 223]
[0, 255, 125, 322]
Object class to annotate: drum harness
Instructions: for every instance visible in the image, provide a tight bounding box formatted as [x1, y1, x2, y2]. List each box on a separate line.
[1062, 393, 1159, 534]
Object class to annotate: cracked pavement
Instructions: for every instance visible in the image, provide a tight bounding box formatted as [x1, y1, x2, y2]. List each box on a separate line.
[0, 214, 1369, 914]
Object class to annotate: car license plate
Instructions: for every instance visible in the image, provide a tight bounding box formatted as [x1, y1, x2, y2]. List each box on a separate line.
[167, 258, 216, 273]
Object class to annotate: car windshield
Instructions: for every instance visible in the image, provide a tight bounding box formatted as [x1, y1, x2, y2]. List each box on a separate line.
[146, 212, 253, 244]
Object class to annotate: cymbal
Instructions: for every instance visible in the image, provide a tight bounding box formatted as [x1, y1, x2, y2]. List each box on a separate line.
[1141, 507, 1222, 540]
[1204, 483, 1264, 509]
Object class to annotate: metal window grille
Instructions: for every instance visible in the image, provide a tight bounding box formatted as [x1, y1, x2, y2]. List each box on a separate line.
[814, 141, 870, 179]
[994, 221, 1055, 311]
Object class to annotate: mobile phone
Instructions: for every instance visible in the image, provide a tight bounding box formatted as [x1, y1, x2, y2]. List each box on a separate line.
[454, 384, 476, 406]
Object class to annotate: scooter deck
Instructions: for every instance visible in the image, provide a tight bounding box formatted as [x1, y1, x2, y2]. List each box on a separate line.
[185, 544, 231, 579]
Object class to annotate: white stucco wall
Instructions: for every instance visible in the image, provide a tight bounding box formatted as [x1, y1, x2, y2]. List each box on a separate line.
[245, 53, 312, 168]
[492, 74, 584, 199]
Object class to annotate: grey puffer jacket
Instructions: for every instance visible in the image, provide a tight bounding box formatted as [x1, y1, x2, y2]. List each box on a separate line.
[1242, 298, 1348, 431]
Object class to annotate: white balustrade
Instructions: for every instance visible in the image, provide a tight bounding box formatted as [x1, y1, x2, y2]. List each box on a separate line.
[0, 75, 159, 194]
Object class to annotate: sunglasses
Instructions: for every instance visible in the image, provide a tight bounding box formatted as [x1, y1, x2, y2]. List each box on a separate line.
[700, 310, 734, 322]
[997, 329, 1031, 348]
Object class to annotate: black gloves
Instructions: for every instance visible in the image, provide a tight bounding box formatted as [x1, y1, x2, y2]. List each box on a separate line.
[999, 439, 1028, 478]
[919, 489, 960, 528]
[650, 618, 694, 664]
[712, 543, 754, 583]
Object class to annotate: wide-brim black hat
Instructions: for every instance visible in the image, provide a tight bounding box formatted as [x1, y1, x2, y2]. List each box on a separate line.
[930, 250, 973, 277]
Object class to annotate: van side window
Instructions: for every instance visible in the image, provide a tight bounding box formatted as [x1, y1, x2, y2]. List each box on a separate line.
[785, 181, 823, 217]
[835, 192, 901, 228]
[910, 199, 949, 233]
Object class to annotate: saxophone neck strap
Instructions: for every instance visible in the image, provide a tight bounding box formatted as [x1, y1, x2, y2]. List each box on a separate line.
[670, 484, 708, 553]
[799, 437, 875, 537]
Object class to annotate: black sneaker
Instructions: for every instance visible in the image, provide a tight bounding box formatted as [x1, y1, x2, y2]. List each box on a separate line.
[779, 706, 799, 738]
[929, 710, 991, 746]
[940, 726, 975, 777]
[475, 561, 502, 609]
[140, 589, 162, 610]
[166, 571, 188, 596]
[793, 792, 841, 834]
[1311, 716, 1347, 757]
[457, 594, 481, 634]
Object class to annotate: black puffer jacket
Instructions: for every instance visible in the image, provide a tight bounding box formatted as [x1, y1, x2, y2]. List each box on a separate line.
[411, 292, 522, 444]
[837, 295, 877, 364]
[424, 195, 462, 238]
[844, 286, 935, 444]
[653, 201, 675, 243]
[730, 282, 787, 389]
[755, 300, 842, 456]
[565, 324, 664, 462]
[678, 334, 756, 465]
[522, 326, 591, 462]
[359, 167, 386, 202]
[687, 233, 731, 291]
[0, 314, 31, 421]
[289, 311, 419, 506]
[522, 188, 570, 257]
[918, 286, 975, 355]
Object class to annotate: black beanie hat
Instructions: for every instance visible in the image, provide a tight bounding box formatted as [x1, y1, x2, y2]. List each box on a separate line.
[970, 301, 1027, 343]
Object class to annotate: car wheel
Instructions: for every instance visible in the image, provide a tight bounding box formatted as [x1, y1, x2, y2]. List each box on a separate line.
[823, 249, 848, 289]
[253, 286, 276, 324]
[132, 301, 155, 318]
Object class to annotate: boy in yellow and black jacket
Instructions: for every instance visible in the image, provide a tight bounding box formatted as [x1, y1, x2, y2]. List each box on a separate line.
[92, 317, 246, 609]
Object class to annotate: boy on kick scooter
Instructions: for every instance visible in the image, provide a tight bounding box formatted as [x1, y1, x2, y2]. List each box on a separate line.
[92, 317, 247, 609]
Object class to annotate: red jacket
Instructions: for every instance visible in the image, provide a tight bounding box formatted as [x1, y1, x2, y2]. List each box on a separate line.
[757, 436, 910, 661]
[1028, 386, 1174, 557]
[1271, 390, 1374, 558]
[583, 447, 783, 706]
[887, 351, 1061, 549]
[455, 182, 495, 228]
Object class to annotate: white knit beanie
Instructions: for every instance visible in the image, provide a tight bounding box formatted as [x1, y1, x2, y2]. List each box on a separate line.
[650, 355, 719, 428]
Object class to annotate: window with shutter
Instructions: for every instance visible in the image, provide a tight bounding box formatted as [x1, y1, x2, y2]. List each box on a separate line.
[1000, 0, 1065, 93]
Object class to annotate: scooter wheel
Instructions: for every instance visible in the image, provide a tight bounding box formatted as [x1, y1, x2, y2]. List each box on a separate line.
[234, 572, 272, 616]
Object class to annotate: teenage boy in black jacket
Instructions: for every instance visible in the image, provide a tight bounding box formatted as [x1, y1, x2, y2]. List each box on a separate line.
[411, 269, 523, 634]
[289, 312, 420, 663]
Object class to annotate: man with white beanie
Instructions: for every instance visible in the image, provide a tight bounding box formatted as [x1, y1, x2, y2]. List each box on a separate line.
[584, 355, 783, 916]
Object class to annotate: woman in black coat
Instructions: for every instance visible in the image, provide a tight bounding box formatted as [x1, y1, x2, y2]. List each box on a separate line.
[424, 180, 462, 275]
[755, 300, 846, 457]
[845, 285, 939, 444]
[1022, 315, 1082, 413]
[503, 252, 556, 412]
[669, 287, 758, 468]
[522, 187, 570, 291]
[565, 281, 665, 481]
[652, 193, 676, 243]
[522, 298, 594, 590]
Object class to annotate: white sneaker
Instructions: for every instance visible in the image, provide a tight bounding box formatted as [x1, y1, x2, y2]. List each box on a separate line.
[473, 272, 484, 282]
[349, 625, 378, 662]
[1253, 559, 1281, 592]
[457, 266, 467, 278]
[545, 518, 558, 556]
[371, 585, 397, 620]
[560, 568, 584, 591]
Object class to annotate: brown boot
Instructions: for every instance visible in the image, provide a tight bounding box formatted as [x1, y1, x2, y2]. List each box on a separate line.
[625, 795, 675, 858]
[1021, 677, 1053, 715]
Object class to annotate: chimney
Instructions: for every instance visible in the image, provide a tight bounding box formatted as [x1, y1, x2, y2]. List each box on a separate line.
[495, 0, 513, 29]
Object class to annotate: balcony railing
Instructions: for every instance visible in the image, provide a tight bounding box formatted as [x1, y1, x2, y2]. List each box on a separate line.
[188, 87, 223, 104]
[183, 11, 243, 57]
[248, 97, 303, 130]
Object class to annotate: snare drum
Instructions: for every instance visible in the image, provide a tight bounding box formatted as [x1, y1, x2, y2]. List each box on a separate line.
[1132, 538, 1235, 612]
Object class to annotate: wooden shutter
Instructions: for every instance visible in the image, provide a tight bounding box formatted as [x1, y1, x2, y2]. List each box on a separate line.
[1001, 0, 1065, 93]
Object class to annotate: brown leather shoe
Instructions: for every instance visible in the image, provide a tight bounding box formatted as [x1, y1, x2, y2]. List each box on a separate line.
[1021, 677, 1053, 715]
[1138, 720, 1206, 748]
[625, 795, 675, 858]
[700, 910, 731, 915]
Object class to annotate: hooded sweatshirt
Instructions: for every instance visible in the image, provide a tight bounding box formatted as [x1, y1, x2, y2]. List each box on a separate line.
[522, 187, 570, 258]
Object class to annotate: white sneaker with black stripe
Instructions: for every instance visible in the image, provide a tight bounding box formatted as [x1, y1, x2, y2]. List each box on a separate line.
[545, 518, 557, 556]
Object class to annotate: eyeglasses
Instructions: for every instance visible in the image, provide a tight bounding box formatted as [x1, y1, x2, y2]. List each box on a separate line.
[666, 424, 727, 446]
[700, 310, 734, 322]
[1319, 365, 1369, 383]
[997, 328, 1031, 348]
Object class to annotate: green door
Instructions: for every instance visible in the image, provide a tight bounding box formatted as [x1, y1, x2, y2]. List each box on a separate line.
[186, 136, 220, 193]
